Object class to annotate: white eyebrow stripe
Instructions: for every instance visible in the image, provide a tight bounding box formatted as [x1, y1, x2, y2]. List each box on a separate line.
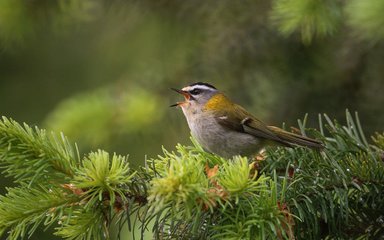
[182, 85, 215, 92]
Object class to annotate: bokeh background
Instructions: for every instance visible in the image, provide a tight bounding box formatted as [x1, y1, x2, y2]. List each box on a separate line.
[0, 0, 383, 239]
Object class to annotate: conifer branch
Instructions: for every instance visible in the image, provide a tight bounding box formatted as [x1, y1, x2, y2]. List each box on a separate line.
[0, 185, 79, 239]
[261, 110, 384, 239]
[0, 117, 79, 185]
[0, 111, 383, 239]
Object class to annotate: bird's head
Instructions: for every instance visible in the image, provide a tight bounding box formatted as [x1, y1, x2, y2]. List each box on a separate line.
[171, 82, 219, 114]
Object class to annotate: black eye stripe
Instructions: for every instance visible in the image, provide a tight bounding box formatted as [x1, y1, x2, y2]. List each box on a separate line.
[189, 89, 202, 95]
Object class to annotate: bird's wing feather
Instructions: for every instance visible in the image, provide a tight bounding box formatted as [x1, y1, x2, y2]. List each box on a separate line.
[213, 101, 323, 149]
[215, 103, 289, 144]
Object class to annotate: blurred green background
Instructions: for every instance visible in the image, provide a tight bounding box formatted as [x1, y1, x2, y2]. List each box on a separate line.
[0, 0, 383, 239]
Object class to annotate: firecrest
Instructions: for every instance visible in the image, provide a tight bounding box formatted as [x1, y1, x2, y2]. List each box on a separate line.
[171, 82, 323, 158]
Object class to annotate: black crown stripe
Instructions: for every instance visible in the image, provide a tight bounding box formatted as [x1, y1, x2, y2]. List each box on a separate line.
[189, 82, 217, 90]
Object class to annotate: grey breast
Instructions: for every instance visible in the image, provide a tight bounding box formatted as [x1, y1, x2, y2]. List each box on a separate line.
[188, 112, 262, 158]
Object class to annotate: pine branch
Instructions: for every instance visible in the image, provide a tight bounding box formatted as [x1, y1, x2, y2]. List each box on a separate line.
[0, 117, 79, 185]
[0, 111, 383, 239]
[72, 150, 136, 208]
[0, 185, 79, 239]
[145, 145, 291, 239]
[0, 118, 139, 239]
[346, 0, 384, 41]
[270, 0, 384, 43]
[261, 111, 384, 239]
[54, 208, 106, 240]
[270, 0, 342, 44]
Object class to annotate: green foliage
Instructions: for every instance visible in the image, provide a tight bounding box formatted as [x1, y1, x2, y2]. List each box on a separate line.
[346, 0, 384, 41]
[54, 208, 106, 240]
[0, 111, 383, 239]
[73, 150, 135, 207]
[0, 117, 138, 239]
[0, 185, 78, 239]
[271, 0, 342, 43]
[372, 132, 384, 150]
[216, 156, 267, 200]
[44, 87, 162, 148]
[147, 145, 286, 239]
[0, 117, 78, 185]
[148, 145, 209, 215]
[210, 175, 287, 240]
[261, 111, 384, 239]
[271, 0, 384, 43]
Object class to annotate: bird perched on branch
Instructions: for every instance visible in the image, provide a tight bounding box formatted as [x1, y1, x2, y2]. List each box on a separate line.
[171, 82, 323, 158]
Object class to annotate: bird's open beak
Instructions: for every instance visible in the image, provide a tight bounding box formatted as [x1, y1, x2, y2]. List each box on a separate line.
[170, 88, 191, 107]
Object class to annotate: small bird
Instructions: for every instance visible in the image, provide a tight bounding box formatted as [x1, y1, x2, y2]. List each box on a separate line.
[171, 82, 323, 158]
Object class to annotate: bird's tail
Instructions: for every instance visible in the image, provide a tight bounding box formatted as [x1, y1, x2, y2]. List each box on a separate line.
[268, 126, 324, 149]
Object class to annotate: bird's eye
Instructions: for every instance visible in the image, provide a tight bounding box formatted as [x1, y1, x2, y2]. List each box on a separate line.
[189, 89, 202, 95]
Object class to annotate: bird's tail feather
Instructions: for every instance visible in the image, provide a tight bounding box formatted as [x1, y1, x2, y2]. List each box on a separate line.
[268, 126, 324, 149]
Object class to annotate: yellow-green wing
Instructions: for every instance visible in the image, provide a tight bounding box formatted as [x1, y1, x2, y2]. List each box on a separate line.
[215, 103, 291, 146]
[215, 103, 323, 149]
